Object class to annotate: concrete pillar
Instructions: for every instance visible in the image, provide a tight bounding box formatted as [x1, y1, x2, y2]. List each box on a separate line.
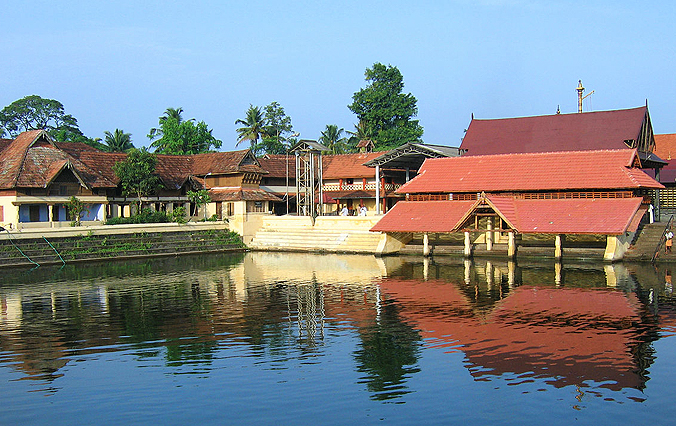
[375, 164, 381, 214]
[486, 218, 493, 251]
[423, 233, 430, 256]
[508, 231, 516, 258]
[48, 204, 54, 228]
[555, 234, 563, 259]
[464, 231, 472, 257]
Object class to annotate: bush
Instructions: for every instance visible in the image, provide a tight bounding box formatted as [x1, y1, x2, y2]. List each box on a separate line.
[171, 206, 187, 224]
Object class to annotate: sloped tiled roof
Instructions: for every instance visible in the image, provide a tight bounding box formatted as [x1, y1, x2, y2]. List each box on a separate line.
[209, 187, 282, 202]
[486, 196, 645, 234]
[654, 134, 676, 183]
[370, 200, 478, 233]
[322, 152, 384, 179]
[258, 152, 384, 179]
[460, 106, 647, 156]
[371, 196, 646, 235]
[192, 150, 265, 175]
[258, 154, 296, 178]
[396, 149, 663, 194]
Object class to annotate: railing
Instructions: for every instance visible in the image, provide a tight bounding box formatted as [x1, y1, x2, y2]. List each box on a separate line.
[321, 183, 402, 192]
[652, 214, 674, 262]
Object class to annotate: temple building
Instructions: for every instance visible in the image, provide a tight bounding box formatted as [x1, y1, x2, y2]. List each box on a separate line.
[371, 149, 663, 260]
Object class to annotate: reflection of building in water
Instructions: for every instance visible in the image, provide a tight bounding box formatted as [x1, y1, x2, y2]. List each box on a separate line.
[378, 268, 657, 392]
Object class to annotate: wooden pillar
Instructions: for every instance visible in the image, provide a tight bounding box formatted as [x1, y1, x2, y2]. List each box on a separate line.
[486, 218, 493, 251]
[423, 233, 430, 256]
[464, 231, 472, 257]
[508, 231, 516, 258]
[48, 204, 54, 228]
[555, 234, 563, 259]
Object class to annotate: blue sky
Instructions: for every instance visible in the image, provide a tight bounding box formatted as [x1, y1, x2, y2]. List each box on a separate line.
[2, 0, 675, 150]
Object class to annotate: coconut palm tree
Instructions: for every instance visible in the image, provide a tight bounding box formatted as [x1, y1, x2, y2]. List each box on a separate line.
[103, 129, 134, 152]
[148, 107, 187, 140]
[235, 105, 269, 151]
[346, 120, 374, 152]
[319, 125, 348, 154]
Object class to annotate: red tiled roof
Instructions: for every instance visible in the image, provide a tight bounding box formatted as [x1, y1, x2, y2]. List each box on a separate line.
[209, 187, 282, 202]
[460, 107, 647, 156]
[322, 152, 384, 179]
[370, 200, 478, 233]
[192, 150, 265, 175]
[258, 154, 296, 178]
[372, 196, 646, 235]
[396, 149, 663, 194]
[654, 134, 676, 183]
[487, 196, 645, 234]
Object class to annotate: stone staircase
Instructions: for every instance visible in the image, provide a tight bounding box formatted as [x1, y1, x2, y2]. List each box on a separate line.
[249, 225, 384, 253]
[625, 222, 673, 262]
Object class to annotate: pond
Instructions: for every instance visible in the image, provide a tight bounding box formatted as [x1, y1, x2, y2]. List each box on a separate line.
[1, 252, 676, 425]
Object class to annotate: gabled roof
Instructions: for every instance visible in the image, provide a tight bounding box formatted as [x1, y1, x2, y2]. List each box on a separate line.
[371, 196, 647, 235]
[653, 134, 676, 183]
[290, 139, 328, 152]
[460, 106, 649, 156]
[192, 150, 266, 175]
[396, 149, 663, 194]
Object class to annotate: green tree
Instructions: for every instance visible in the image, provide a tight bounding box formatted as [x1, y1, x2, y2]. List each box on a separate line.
[235, 105, 269, 152]
[260, 102, 296, 155]
[319, 125, 348, 154]
[187, 189, 211, 220]
[0, 95, 89, 142]
[148, 107, 185, 141]
[148, 108, 221, 155]
[103, 129, 134, 152]
[348, 63, 424, 150]
[346, 120, 373, 152]
[112, 148, 163, 208]
[66, 195, 87, 226]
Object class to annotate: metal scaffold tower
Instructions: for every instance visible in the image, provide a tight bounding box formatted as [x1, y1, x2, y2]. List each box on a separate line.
[291, 140, 328, 218]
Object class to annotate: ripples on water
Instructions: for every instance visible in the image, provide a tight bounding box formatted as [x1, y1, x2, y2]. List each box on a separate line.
[1, 253, 676, 425]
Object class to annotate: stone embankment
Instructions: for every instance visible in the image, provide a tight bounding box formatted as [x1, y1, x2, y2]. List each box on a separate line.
[0, 223, 244, 268]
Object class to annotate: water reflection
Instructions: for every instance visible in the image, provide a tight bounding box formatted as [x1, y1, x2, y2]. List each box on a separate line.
[0, 253, 672, 407]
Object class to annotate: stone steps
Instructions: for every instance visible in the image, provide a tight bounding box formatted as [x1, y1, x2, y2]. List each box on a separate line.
[250, 227, 382, 253]
[0, 229, 244, 267]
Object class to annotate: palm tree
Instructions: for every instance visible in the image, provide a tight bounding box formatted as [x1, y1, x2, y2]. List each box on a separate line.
[148, 107, 187, 141]
[103, 129, 134, 152]
[235, 105, 269, 151]
[319, 124, 347, 154]
[346, 120, 374, 152]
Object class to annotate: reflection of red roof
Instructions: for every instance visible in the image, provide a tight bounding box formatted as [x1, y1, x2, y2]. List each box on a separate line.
[379, 278, 646, 390]
[397, 149, 663, 194]
[370, 200, 477, 233]
[460, 107, 647, 156]
[372, 196, 647, 235]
